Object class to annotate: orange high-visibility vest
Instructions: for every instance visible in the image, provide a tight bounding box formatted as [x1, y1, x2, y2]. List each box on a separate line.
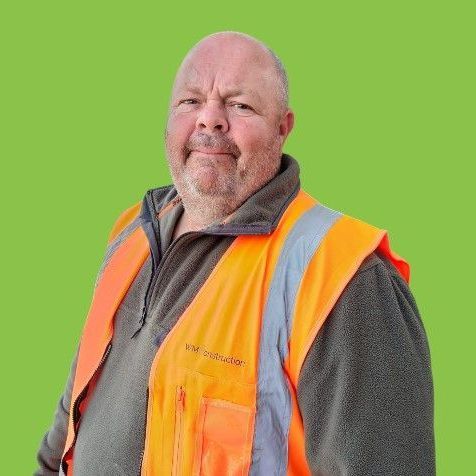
[60, 189, 409, 475]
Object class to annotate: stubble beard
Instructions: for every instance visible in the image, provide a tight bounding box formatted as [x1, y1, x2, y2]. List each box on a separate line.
[166, 133, 282, 224]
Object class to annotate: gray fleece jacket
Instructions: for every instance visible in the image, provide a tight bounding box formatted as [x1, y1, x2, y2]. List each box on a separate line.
[35, 154, 435, 475]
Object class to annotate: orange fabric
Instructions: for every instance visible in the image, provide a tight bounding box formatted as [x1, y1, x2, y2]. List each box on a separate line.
[156, 195, 182, 220]
[108, 201, 142, 244]
[140, 190, 315, 475]
[192, 397, 255, 475]
[61, 208, 148, 474]
[61, 189, 409, 475]
[286, 379, 312, 476]
[283, 206, 410, 473]
[377, 232, 410, 282]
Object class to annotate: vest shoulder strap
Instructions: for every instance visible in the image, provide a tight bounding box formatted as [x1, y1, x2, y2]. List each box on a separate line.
[108, 200, 142, 244]
[284, 203, 410, 473]
[286, 206, 410, 384]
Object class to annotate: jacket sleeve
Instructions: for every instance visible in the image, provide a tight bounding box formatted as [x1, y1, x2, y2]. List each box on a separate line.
[296, 252, 436, 476]
[34, 348, 78, 476]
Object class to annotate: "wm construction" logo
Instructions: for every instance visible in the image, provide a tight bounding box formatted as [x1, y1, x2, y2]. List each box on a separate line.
[185, 343, 245, 367]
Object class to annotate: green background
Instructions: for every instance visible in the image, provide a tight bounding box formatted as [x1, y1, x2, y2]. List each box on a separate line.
[1, 1, 473, 474]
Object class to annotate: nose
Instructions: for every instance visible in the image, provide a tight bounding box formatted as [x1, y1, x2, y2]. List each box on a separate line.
[195, 100, 229, 133]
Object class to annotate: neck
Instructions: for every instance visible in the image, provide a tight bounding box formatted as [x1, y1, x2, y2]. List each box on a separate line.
[172, 204, 230, 241]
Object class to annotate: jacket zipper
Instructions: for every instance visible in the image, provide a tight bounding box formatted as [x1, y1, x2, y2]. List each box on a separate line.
[136, 218, 253, 471]
[61, 341, 112, 474]
[172, 386, 186, 476]
[132, 231, 198, 338]
[137, 231, 198, 473]
[132, 181, 299, 338]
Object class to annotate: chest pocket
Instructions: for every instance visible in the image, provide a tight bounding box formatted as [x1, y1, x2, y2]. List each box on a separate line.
[191, 396, 255, 476]
[167, 367, 257, 476]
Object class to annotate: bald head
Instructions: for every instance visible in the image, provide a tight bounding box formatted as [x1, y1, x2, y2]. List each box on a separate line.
[172, 31, 289, 117]
[165, 30, 295, 229]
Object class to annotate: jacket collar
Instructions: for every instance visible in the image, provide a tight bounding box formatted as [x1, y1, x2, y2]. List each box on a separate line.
[144, 153, 301, 237]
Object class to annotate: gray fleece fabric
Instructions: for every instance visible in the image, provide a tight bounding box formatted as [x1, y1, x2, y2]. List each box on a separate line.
[35, 154, 435, 475]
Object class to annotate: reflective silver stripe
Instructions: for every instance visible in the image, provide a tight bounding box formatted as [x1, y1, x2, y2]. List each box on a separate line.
[250, 203, 342, 475]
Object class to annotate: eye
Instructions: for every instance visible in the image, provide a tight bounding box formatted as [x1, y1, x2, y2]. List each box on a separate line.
[231, 103, 251, 110]
[176, 98, 200, 112]
[229, 103, 255, 116]
[179, 98, 199, 105]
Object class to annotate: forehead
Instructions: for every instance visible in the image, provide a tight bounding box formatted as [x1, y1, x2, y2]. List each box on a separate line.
[173, 43, 276, 100]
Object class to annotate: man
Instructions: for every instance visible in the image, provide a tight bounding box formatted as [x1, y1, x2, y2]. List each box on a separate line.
[36, 31, 435, 475]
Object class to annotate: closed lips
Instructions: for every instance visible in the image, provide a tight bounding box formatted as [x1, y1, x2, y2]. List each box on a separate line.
[193, 149, 231, 154]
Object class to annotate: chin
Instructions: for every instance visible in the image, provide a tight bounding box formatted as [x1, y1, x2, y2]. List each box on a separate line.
[191, 182, 226, 196]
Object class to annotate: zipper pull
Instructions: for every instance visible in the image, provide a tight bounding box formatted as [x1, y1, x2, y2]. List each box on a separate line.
[140, 305, 147, 323]
[177, 386, 185, 411]
[131, 306, 147, 339]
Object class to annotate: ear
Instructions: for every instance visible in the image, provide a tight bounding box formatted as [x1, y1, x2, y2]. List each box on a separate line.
[278, 108, 295, 144]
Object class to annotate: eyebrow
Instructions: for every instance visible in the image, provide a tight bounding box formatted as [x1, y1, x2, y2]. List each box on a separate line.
[181, 84, 261, 102]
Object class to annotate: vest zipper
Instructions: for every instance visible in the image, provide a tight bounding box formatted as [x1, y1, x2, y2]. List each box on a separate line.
[172, 386, 186, 476]
[73, 341, 112, 431]
[61, 341, 113, 474]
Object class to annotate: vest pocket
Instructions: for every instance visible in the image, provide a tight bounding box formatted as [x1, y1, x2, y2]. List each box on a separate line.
[172, 385, 186, 476]
[192, 397, 255, 476]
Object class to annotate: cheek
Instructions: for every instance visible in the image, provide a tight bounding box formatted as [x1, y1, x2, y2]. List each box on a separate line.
[234, 122, 276, 153]
[167, 114, 195, 148]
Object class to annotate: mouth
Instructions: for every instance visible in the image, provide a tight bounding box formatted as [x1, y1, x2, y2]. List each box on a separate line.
[192, 149, 233, 156]
[188, 149, 237, 164]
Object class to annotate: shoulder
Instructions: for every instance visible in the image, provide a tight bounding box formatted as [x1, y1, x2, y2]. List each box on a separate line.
[358, 250, 405, 280]
[297, 248, 430, 386]
[319, 250, 423, 342]
[106, 184, 178, 244]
